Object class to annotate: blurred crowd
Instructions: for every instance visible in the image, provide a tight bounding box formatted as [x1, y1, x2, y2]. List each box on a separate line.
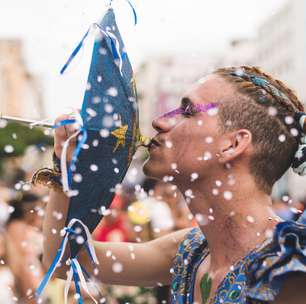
[0, 166, 305, 304]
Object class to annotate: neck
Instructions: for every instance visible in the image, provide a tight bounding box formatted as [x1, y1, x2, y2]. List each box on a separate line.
[179, 173, 279, 271]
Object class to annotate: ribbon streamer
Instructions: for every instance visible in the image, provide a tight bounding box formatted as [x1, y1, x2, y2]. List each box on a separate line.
[60, 19, 126, 76]
[108, 0, 137, 25]
[36, 219, 100, 302]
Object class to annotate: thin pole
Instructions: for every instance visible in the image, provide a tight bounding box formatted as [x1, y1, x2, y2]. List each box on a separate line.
[0, 113, 54, 128]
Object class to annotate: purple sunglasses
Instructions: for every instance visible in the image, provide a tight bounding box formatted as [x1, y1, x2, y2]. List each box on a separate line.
[159, 101, 218, 119]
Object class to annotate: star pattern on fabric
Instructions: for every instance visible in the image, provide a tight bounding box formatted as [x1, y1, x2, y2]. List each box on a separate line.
[111, 124, 128, 152]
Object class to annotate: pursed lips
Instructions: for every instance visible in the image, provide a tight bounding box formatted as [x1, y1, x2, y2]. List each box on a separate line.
[149, 137, 162, 150]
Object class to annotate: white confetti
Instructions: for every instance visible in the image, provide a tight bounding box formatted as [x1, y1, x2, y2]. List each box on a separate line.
[134, 225, 142, 232]
[191, 172, 199, 182]
[8, 206, 15, 214]
[212, 188, 219, 196]
[93, 96, 101, 104]
[4, 145, 14, 153]
[100, 129, 110, 138]
[291, 128, 298, 137]
[268, 106, 277, 116]
[105, 104, 114, 113]
[246, 215, 255, 223]
[203, 151, 212, 161]
[205, 137, 214, 144]
[73, 174, 83, 183]
[0, 119, 8, 128]
[224, 191, 233, 200]
[86, 108, 97, 117]
[112, 262, 123, 273]
[76, 236, 85, 244]
[185, 189, 194, 198]
[208, 215, 215, 221]
[195, 213, 208, 225]
[207, 107, 218, 116]
[165, 140, 173, 148]
[92, 139, 99, 147]
[278, 134, 286, 142]
[106, 87, 118, 97]
[216, 180, 222, 187]
[285, 116, 294, 125]
[102, 115, 114, 128]
[90, 164, 99, 172]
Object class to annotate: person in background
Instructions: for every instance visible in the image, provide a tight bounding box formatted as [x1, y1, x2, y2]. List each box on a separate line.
[6, 192, 44, 303]
[93, 194, 134, 243]
[0, 199, 16, 304]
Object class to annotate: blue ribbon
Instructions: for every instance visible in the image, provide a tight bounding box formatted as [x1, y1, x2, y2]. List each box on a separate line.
[60, 28, 91, 75]
[35, 236, 67, 296]
[60, 3, 137, 75]
[69, 128, 88, 185]
[71, 260, 84, 304]
[109, 0, 137, 25]
[126, 0, 137, 25]
[52, 119, 77, 129]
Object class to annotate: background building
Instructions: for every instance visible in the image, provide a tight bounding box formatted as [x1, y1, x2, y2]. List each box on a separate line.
[0, 39, 44, 119]
[255, 0, 306, 103]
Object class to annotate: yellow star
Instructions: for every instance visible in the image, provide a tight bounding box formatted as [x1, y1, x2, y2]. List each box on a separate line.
[111, 125, 128, 152]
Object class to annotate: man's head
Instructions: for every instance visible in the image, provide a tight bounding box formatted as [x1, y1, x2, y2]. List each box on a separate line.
[143, 66, 304, 194]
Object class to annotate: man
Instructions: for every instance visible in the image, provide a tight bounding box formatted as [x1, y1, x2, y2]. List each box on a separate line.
[42, 66, 306, 303]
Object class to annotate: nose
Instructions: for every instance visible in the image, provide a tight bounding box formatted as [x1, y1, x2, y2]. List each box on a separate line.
[152, 115, 175, 133]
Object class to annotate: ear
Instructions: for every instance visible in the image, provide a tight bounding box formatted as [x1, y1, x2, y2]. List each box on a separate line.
[217, 129, 252, 164]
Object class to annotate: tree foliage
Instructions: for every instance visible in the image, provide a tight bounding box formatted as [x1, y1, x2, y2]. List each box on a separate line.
[0, 122, 53, 158]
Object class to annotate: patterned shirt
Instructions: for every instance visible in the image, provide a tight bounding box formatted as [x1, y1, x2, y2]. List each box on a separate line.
[170, 221, 306, 303]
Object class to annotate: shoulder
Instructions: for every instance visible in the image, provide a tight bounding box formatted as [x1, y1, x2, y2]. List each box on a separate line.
[151, 228, 193, 256]
[247, 221, 306, 302]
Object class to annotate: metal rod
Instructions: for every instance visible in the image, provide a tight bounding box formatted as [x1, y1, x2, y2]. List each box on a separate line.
[0, 113, 153, 147]
[0, 114, 54, 128]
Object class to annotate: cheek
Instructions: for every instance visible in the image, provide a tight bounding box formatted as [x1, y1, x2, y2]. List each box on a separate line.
[173, 128, 218, 172]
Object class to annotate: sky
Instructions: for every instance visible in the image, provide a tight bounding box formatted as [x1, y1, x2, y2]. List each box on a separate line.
[0, 0, 286, 117]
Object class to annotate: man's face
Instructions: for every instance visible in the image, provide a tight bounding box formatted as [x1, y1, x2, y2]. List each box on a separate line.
[143, 75, 232, 183]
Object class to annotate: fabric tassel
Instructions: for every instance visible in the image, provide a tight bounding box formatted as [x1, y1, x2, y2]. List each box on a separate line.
[36, 219, 100, 302]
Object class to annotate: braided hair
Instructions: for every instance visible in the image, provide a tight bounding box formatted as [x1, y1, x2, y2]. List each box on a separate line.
[213, 66, 304, 193]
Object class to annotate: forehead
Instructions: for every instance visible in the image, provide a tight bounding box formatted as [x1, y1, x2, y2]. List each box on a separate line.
[185, 74, 235, 105]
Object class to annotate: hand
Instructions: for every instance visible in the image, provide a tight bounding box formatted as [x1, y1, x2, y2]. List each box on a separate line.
[54, 114, 78, 162]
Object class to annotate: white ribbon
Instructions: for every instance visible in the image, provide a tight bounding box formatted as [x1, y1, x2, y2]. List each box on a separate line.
[60, 112, 84, 194]
[106, 29, 123, 76]
[72, 258, 98, 304]
[64, 267, 74, 304]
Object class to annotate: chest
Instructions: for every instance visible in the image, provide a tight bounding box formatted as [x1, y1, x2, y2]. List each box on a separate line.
[193, 257, 226, 304]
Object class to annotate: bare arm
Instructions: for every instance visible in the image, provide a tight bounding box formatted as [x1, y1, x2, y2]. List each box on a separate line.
[42, 115, 191, 286]
[6, 222, 44, 302]
[43, 189, 190, 286]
